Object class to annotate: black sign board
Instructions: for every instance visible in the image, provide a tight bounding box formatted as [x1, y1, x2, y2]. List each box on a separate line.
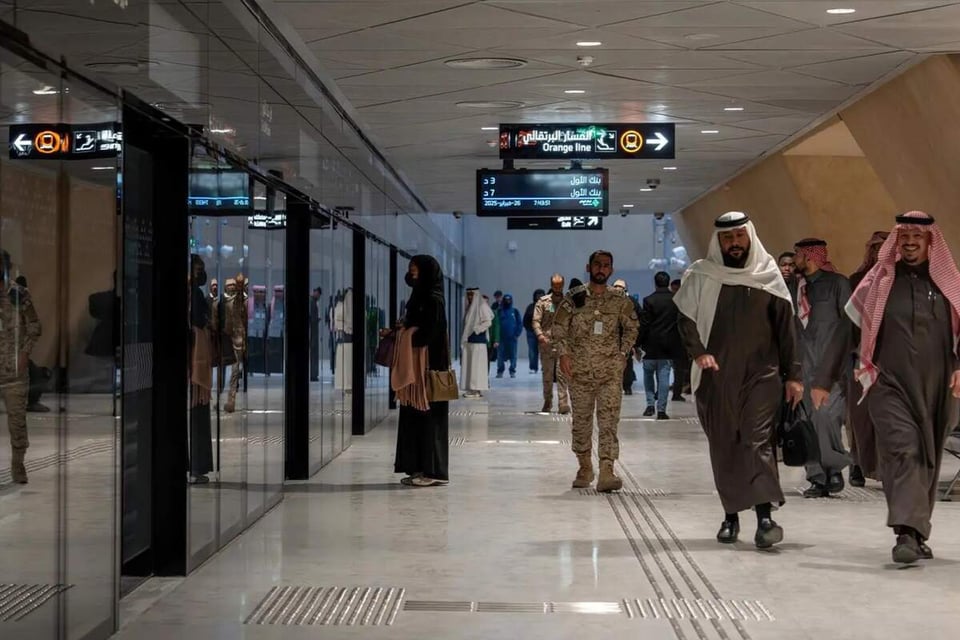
[477, 168, 608, 217]
[248, 212, 287, 229]
[499, 123, 675, 160]
[188, 170, 251, 210]
[507, 216, 603, 230]
[9, 122, 121, 160]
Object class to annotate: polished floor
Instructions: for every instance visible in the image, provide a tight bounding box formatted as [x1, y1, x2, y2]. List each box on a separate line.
[116, 370, 960, 640]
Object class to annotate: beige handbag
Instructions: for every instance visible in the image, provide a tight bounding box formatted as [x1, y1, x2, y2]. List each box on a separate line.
[427, 338, 459, 402]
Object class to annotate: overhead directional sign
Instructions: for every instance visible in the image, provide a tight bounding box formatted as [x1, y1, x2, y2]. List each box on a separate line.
[477, 168, 608, 217]
[499, 123, 675, 160]
[8, 122, 122, 160]
[507, 216, 603, 230]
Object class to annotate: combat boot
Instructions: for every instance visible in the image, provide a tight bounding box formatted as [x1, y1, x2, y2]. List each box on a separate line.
[11, 448, 27, 484]
[540, 401, 551, 413]
[596, 460, 622, 493]
[571, 453, 594, 488]
[223, 394, 236, 413]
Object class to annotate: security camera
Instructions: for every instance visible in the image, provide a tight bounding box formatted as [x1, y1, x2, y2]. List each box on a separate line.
[453, 211, 463, 219]
[654, 211, 665, 220]
[620, 209, 628, 217]
[577, 55, 594, 67]
[646, 178, 661, 189]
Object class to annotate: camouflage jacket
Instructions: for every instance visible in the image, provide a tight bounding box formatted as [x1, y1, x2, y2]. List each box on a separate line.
[552, 284, 639, 379]
[0, 284, 41, 380]
[531, 292, 565, 340]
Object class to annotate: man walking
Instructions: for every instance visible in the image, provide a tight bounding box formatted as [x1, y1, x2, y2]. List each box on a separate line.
[814, 211, 960, 564]
[778, 252, 796, 284]
[523, 289, 544, 374]
[669, 278, 690, 401]
[496, 293, 522, 378]
[792, 238, 853, 497]
[845, 231, 889, 486]
[675, 212, 802, 548]
[612, 279, 639, 395]
[553, 251, 639, 492]
[532, 274, 570, 414]
[639, 271, 681, 420]
[0, 251, 41, 484]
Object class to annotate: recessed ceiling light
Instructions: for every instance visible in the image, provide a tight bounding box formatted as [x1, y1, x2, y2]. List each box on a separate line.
[33, 85, 59, 95]
[622, 204, 635, 208]
[663, 166, 677, 171]
[576, 41, 602, 47]
[457, 100, 526, 109]
[640, 188, 654, 192]
[481, 126, 498, 131]
[724, 107, 744, 111]
[254, 196, 267, 201]
[685, 33, 719, 41]
[445, 57, 528, 69]
[826, 8, 856, 15]
[210, 128, 234, 134]
[91, 166, 114, 171]
[564, 89, 586, 94]
[701, 129, 719, 134]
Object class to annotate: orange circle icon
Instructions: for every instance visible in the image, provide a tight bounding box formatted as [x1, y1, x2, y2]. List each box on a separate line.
[619, 130, 644, 153]
[34, 130, 63, 154]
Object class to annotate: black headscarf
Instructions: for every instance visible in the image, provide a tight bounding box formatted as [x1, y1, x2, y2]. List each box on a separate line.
[408, 254, 444, 302]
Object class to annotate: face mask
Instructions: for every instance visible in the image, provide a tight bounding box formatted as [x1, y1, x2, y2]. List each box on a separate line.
[405, 272, 416, 287]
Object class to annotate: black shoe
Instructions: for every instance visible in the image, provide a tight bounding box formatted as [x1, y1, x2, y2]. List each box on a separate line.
[849, 465, 866, 487]
[657, 412, 670, 421]
[919, 541, 933, 560]
[672, 396, 686, 402]
[754, 518, 784, 549]
[716, 519, 740, 544]
[803, 482, 829, 498]
[27, 402, 51, 413]
[624, 389, 632, 395]
[827, 472, 845, 494]
[643, 407, 655, 417]
[892, 534, 921, 564]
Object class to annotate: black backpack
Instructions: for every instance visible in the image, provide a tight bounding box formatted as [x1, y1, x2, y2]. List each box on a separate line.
[777, 401, 820, 467]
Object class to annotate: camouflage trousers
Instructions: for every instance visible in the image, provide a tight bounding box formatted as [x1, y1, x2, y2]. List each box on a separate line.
[540, 351, 570, 411]
[226, 349, 244, 403]
[1, 376, 29, 451]
[569, 377, 622, 462]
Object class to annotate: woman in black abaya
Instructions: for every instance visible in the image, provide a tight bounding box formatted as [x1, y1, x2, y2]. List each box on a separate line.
[395, 255, 450, 487]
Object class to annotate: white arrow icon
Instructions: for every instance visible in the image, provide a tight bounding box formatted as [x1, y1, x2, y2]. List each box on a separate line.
[651, 131, 669, 152]
[12, 133, 31, 155]
[588, 217, 599, 226]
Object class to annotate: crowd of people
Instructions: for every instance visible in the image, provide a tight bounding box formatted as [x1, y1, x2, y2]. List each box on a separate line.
[384, 208, 960, 565]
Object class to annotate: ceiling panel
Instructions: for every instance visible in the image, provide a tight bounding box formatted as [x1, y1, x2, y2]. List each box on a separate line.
[733, 1, 960, 26]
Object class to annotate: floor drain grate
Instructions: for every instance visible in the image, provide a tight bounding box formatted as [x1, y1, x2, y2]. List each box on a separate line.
[579, 488, 668, 497]
[0, 584, 72, 621]
[449, 437, 466, 446]
[793, 486, 885, 502]
[245, 586, 404, 626]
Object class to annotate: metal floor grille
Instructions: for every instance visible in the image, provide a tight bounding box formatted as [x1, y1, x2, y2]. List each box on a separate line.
[0, 584, 71, 622]
[245, 586, 404, 626]
[0, 440, 112, 484]
[793, 486, 886, 502]
[403, 598, 773, 621]
[578, 488, 669, 497]
[449, 437, 466, 446]
[623, 598, 774, 622]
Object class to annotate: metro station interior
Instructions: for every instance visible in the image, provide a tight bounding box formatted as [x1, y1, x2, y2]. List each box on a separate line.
[0, 1, 959, 639]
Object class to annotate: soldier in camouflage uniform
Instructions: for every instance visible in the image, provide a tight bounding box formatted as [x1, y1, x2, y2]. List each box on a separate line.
[0, 252, 41, 484]
[221, 275, 248, 413]
[553, 251, 639, 492]
[532, 273, 570, 414]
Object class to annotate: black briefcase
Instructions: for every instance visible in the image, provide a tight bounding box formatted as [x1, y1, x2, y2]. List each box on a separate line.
[777, 401, 820, 467]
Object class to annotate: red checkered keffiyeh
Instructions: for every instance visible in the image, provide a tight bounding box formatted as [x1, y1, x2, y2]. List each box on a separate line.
[795, 240, 836, 329]
[845, 211, 960, 397]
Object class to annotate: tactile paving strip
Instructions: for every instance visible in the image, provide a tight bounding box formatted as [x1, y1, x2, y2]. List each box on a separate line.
[0, 584, 72, 621]
[244, 586, 404, 626]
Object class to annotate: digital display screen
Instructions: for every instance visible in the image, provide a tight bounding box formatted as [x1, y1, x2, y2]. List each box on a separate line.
[188, 171, 251, 209]
[476, 168, 608, 217]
